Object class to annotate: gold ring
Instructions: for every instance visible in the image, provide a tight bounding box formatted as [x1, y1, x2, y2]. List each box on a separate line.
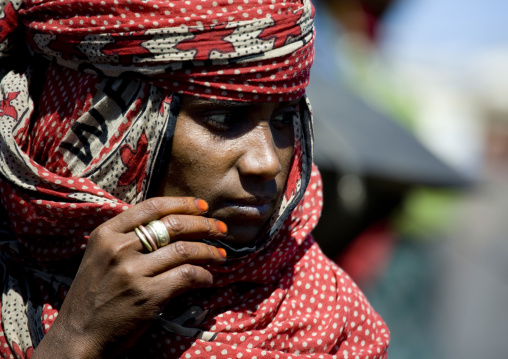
[146, 220, 170, 248]
[139, 224, 158, 251]
[134, 227, 153, 252]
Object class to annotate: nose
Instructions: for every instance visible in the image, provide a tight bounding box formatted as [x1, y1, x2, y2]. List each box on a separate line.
[237, 125, 282, 180]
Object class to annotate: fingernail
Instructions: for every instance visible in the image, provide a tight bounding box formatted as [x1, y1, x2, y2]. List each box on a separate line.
[216, 220, 228, 234]
[195, 199, 209, 212]
[217, 247, 227, 259]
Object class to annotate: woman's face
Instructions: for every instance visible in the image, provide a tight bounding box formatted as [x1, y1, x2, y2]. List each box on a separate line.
[157, 94, 299, 247]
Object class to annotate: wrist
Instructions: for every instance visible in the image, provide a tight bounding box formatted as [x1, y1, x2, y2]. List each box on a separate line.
[32, 319, 103, 359]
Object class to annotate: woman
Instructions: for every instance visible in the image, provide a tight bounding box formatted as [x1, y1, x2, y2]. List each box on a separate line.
[0, 0, 390, 357]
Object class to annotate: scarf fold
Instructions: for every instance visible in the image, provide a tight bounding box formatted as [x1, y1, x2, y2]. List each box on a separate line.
[15, 0, 315, 102]
[0, 0, 389, 357]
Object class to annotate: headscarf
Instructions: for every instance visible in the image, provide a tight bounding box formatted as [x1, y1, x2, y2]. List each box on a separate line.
[0, 0, 390, 358]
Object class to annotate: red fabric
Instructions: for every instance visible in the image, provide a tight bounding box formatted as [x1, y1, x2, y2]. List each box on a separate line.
[0, 169, 391, 359]
[0, 0, 389, 357]
[17, 0, 315, 102]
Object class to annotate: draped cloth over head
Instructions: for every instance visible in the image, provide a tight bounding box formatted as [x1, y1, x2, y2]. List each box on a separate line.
[0, 0, 389, 358]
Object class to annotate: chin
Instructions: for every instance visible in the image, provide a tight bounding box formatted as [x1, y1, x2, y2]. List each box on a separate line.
[222, 226, 264, 248]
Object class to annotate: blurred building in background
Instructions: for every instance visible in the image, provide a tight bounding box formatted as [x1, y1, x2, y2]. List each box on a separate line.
[309, 0, 508, 358]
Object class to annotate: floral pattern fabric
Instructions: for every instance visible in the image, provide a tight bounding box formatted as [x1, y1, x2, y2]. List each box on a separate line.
[0, 0, 389, 357]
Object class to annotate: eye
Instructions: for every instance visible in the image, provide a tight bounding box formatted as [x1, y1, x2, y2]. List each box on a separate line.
[271, 108, 298, 130]
[202, 113, 233, 131]
[207, 114, 229, 123]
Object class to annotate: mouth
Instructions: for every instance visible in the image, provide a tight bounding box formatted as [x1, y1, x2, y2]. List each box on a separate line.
[217, 198, 275, 221]
[207, 196, 280, 245]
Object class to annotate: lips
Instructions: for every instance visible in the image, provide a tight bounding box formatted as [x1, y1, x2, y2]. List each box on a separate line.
[216, 197, 275, 221]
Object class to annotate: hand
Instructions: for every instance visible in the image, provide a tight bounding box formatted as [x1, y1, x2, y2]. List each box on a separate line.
[32, 197, 228, 359]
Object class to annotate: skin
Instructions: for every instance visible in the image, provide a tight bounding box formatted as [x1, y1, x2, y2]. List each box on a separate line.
[32, 95, 300, 359]
[157, 95, 298, 245]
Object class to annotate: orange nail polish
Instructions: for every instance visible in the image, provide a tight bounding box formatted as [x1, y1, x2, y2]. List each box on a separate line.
[195, 199, 209, 212]
[218, 247, 227, 259]
[216, 220, 228, 234]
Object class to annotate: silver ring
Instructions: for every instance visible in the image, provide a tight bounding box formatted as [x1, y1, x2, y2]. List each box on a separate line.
[146, 220, 170, 247]
[134, 227, 153, 252]
[138, 224, 158, 251]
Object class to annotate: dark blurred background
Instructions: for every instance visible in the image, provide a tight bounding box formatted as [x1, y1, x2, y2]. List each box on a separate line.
[308, 0, 508, 358]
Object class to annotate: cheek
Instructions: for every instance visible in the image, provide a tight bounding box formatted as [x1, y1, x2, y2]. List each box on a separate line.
[272, 125, 295, 185]
[169, 135, 211, 181]
[278, 146, 294, 184]
[163, 128, 236, 198]
[277, 128, 295, 171]
[282, 145, 294, 171]
[172, 135, 206, 167]
[158, 123, 214, 197]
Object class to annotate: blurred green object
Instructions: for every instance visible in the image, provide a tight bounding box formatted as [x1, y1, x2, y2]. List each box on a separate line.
[392, 188, 462, 240]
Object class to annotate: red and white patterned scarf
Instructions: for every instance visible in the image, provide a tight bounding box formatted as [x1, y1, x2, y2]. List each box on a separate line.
[0, 0, 389, 358]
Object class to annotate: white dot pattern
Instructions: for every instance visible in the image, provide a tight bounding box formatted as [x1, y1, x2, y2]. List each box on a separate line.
[5, 0, 315, 103]
[0, 165, 390, 358]
[0, 0, 390, 356]
[0, 64, 171, 266]
[126, 167, 389, 358]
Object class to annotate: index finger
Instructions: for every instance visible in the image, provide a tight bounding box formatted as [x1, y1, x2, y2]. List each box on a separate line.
[105, 197, 209, 233]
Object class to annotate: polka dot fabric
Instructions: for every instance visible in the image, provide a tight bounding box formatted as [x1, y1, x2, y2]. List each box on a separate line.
[0, 40, 318, 359]
[0, 65, 170, 268]
[0, 0, 389, 357]
[127, 167, 389, 358]
[15, 0, 315, 102]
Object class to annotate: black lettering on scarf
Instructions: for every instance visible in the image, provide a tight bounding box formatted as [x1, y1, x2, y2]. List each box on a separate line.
[104, 79, 129, 112]
[60, 78, 141, 166]
[60, 109, 108, 165]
